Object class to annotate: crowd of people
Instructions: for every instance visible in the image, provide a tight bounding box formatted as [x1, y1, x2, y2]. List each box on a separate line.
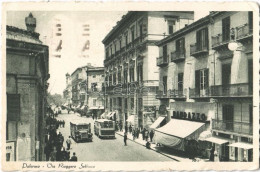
[44, 106, 78, 161]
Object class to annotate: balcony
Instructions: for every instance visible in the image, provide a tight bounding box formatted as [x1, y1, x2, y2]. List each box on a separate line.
[126, 42, 133, 50]
[157, 55, 169, 67]
[212, 119, 253, 136]
[171, 50, 185, 63]
[156, 89, 186, 99]
[210, 83, 252, 97]
[236, 23, 253, 40]
[120, 47, 126, 54]
[189, 83, 252, 98]
[190, 43, 208, 57]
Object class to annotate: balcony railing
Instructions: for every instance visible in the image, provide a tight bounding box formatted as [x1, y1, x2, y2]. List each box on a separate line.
[189, 83, 252, 98]
[236, 23, 253, 39]
[156, 89, 186, 99]
[171, 50, 185, 62]
[190, 43, 208, 57]
[212, 119, 253, 136]
[157, 55, 169, 67]
[210, 83, 252, 97]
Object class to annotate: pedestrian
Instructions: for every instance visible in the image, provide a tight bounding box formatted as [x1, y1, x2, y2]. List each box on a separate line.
[136, 128, 140, 139]
[144, 129, 149, 141]
[66, 136, 72, 150]
[146, 141, 151, 149]
[44, 143, 51, 161]
[209, 146, 215, 161]
[66, 151, 70, 161]
[61, 147, 67, 161]
[142, 128, 145, 140]
[63, 120, 65, 128]
[70, 152, 78, 161]
[125, 125, 128, 134]
[49, 146, 57, 161]
[129, 125, 132, 134]
[132, 128, 136, 140]
[150, 130, 154, 142]
[124, 132, 127, 146]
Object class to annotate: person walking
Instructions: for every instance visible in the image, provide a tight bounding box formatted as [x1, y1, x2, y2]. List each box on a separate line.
[44, 143, 51, 161]
[70, 152, 78, 161]
[144, 129, 149, 141]
[124, 132, 127, 146]
[150, 130, 154, 142]
[66, 136, 72, 150]
[142, 128, 145, 140]
[129, 125, 132, 134]
[132, 128, 136, 140]
[136, 128, 140, 139]
[49, 146, 57, 161]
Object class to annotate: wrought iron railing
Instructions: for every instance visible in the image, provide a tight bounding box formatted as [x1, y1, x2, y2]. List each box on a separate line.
[236, 23, 253, 39]
[171, 50, 185, 62]
[212, 119, 253, 135]
[190, 43, 208, 56]
[156, 55, 169, 66]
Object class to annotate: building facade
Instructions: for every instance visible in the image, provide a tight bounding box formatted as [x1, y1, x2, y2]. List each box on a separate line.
[6, 13, 49, 161]
[156, 11, 253, 161]
[102, 11, 194, 129]
[63, 73, 72, 105]
[86, 67, 105, 118]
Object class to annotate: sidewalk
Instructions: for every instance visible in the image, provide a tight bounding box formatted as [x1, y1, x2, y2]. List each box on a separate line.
[116, 131, 209, 162]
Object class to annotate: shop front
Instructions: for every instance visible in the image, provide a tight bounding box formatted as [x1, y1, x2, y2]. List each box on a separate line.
[154, 101, 216, 156]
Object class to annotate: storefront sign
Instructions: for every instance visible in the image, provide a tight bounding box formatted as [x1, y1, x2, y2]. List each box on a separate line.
[171, 111, 206, 122]
[6, 141, 15, 161]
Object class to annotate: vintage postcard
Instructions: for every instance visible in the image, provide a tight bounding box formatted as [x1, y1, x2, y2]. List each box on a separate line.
[1, 1, 259, 171]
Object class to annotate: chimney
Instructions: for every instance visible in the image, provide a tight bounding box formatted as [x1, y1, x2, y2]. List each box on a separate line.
[25, 13, 36, 32]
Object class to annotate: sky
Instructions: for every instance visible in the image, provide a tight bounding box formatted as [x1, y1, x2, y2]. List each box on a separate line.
[6, 11, 209, 95]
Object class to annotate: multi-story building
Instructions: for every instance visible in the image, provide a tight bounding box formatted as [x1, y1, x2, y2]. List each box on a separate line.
[71, 64, 93, 106]
[86, 67, 105, 118]
[63, 73, 72, 105]
[102, 11, 194, 129]
[6, 13, 49, 161]
[155, 11, 253, 162]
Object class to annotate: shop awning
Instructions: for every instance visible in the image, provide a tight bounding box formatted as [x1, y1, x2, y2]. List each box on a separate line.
[228, 142, 253, 150]
[199, 130, 212, 141]
[204, 136, 230, 145]
[150, 116, 165, 129]
[126, 115, 135, 124]
[154, 119, 205, 151]
[155, 119, 205, 139]
[101, 113, 106, 119]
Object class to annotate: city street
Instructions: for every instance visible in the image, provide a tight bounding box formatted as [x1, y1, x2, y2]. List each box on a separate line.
[56, 111, 173, 161]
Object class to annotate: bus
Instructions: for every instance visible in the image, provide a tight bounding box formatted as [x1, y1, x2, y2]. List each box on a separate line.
[94, 119, 115, 138]
[70, 121, 93, 142]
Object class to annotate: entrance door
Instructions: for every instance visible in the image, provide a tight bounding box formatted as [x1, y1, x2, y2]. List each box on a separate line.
[223, 105, 234, 131]
[235, 147, 238, 161]
[222, 143, 230, 161]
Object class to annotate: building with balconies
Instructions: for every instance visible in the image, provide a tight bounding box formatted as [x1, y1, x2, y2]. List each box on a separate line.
[155, 11, 253, 162]
[63, 73, 72, 105]
[102, 11, 194, 130]
[71, 63, 93, 106]
[86, 67, 105, 119]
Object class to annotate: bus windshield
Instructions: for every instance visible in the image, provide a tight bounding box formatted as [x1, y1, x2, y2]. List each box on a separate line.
[100, 121, 113, 128]
[77, 125, 88, 130]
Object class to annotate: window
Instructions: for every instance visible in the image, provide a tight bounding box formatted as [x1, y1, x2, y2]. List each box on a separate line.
[222, 64, 231, 85]
[124, 69, 128, 84]
[125, 33, 128, 46]
[109, 74, 112, 86]
[178, 73, 183, 91]
[91, 83, 97, 91]
[222, 17, 230, 42]
[110, 98, 112, 111]
[118, 70, 122, 84]
[106, 48, 109, 59]
[119, 39, 122, 49]
[93, 99, 96, 106]
[168, 20, 175, 34]
[114, 43, 117, 53]
[130, 67, 135, 82]
[113, 72, 117, 85]
[176, 38, 185, 53]
[195, 69, 209, 95]
[7, 94, 20, 121]
[125, 98, 128, 110]
[131, 98, 134, 110]
[249, 104, 253, 124]
[137, 63, 143, 82]
[110, 45, 113, 55]
[196, 28, 208, 51]
[131, 27, 135, 42]
[139, 24, 143, 37]
[163, 76, 167, 94]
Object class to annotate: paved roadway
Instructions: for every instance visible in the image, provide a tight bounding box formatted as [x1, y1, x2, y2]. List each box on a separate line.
[56, 111, 173, 161]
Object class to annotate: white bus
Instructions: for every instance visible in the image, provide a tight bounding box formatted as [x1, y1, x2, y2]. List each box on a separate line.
[94, 119, 115, 139]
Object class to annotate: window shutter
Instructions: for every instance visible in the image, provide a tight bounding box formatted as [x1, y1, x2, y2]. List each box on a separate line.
[204, 69, 209, 88]
[195, 70, 200, 93]
[7, 94, 20, 121]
